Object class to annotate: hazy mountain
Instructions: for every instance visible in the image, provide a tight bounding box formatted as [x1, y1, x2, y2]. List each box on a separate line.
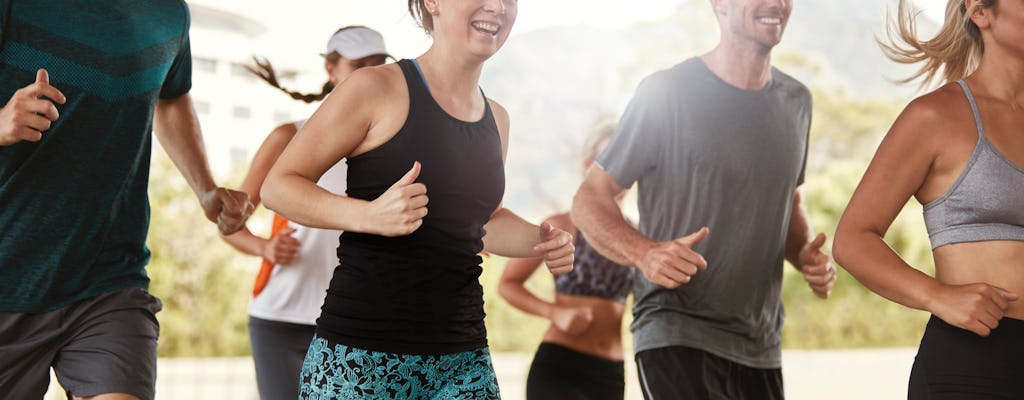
[480, 1, 939, 219]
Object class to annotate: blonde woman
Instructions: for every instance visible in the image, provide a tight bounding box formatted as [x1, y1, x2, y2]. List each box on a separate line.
[834, 0, 1024, 398]
[261, 0, 575, 398]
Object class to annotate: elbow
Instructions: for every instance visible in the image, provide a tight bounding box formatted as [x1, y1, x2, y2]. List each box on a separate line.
[260, 175, 282, 213]
[496, 281, 514, 302]
[831, 225, 854, 270]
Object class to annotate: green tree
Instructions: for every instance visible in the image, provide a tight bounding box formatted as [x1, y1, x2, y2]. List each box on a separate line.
[146, 154, 252, 357]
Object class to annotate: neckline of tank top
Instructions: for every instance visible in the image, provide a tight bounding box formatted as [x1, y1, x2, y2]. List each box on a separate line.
[958, 80, 1024, 175]
[407, 58, 492, 126]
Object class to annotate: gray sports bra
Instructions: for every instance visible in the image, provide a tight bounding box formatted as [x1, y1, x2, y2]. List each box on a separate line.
[922, 80, 1024, 249]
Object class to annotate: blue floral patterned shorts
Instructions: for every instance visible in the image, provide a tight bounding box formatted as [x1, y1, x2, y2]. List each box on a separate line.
[298, 334, 501, 400]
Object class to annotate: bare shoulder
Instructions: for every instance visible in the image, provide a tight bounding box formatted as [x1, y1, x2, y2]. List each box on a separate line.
[899, 83, 970, 132]
[486, 98, 510, 128]
[544, 212, 575, 234]
[337, 63, 406, 99]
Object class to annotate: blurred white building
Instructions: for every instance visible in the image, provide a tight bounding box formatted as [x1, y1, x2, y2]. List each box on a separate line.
[183, 3, 323, 177]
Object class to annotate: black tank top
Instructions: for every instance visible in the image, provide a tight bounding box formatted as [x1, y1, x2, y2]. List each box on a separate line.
[316, 59, 505, 355]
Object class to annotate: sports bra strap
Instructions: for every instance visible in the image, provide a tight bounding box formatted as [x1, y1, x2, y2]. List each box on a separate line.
[956, 80, 985, 139]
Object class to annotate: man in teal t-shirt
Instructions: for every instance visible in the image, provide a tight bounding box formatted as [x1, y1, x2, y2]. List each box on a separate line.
[0, 2, 252, 399]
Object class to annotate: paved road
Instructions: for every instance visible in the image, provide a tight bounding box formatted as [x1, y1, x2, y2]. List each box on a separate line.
[45, 348, 917, 399]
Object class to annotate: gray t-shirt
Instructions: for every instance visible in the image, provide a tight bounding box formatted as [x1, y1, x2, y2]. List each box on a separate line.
[596, 57, 811, 368]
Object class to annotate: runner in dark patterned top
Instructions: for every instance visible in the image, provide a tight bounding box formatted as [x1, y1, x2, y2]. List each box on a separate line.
[500, 122, 632, 400]
[556, 232, 633, 304]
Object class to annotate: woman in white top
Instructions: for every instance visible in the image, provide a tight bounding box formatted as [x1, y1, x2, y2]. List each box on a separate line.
[219, 26, 390, 400]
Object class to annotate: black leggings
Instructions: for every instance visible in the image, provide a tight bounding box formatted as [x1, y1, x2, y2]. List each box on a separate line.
[909, 315, 1024, 399]
[249, 316, 316, 400]
[526, 342, 625, 400]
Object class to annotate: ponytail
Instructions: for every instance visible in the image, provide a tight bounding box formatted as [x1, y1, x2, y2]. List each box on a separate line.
[246, 56, 335, 103]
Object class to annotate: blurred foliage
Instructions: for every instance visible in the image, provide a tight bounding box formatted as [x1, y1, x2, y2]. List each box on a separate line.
[147, 154, 252, 357]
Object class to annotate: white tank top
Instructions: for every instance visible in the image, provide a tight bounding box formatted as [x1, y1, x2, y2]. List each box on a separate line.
[248, 120, 345, 325]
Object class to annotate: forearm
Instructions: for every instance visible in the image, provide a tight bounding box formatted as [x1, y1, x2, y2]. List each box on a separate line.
[261, 171, 369, 231]
[498, 275, 556, 319]
[153, 95, 217, 197]
[482, 208, 543, 258]
[833, 228, 938, 311]
[785, 197, 813, 268]
[220, 228, 267, 258]
[571, 186, 647, 266]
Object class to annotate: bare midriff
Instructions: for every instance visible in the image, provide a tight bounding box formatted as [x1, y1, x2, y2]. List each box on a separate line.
[541, 293, 627, 361]
[934, 240, 1024, 319]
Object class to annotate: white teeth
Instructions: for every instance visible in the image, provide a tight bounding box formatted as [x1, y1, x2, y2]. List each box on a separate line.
[472, 21, 500, 34]
[758, 17, 782, 24]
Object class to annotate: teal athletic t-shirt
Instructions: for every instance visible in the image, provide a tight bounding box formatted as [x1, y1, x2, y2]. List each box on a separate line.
[0, 1, 192, 313]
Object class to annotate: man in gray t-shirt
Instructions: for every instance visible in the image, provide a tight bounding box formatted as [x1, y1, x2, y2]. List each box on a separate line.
[572, 0, 836, 398]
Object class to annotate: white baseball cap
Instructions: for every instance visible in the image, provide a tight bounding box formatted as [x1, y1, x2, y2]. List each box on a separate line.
[322, 26, 390, 60]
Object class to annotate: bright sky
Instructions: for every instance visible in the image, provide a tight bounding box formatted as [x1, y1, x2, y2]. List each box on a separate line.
[186, 0, 949, 76]
[917, 0, 945, 21]
[187, 0, 680, 68]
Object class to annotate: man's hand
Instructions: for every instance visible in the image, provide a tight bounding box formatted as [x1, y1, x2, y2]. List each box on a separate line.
[799, 232, 836, 299]
[637, 227, 709, 289]
[200, 187, 254, 235]
[0, 69, 66, 146]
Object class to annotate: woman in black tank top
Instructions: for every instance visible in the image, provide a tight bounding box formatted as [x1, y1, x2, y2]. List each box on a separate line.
[499, 123, 633, 400]
[261, 1, 575, 399]
[834, 1, 1024, 398]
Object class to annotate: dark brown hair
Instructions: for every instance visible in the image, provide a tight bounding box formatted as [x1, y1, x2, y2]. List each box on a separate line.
[247, 26, 367, 103]
[407, 0, 434, 35]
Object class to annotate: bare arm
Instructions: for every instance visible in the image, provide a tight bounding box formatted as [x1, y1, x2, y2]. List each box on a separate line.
[497, 213, 594, 335]
[833, 95, 1016, 336]
[262, 66, 427, 237]
[572, 166, 708, 289]
[220, 123, 300, 264]
[481, 100, 574, 273]
[497, 213, 573, 318]
[153, 93, 251, 234]
[571, 166, 645, 266]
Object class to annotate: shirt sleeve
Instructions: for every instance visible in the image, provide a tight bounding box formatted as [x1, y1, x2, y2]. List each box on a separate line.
[796, 91, 813, 186]
[159, 9, 192, 99]
[596, 73, 672, 189]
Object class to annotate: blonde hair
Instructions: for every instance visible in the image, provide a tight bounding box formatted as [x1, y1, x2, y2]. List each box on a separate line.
[879, 0, 996, 87]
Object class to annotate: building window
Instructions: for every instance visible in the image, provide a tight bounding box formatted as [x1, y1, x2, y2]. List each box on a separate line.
[194, 57, 217, 73]
[233, 106, 251, 120]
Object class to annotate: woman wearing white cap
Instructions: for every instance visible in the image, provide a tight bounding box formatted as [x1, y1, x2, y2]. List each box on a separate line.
[262, 0, 575, 398]
[219, 25, 390, 400]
